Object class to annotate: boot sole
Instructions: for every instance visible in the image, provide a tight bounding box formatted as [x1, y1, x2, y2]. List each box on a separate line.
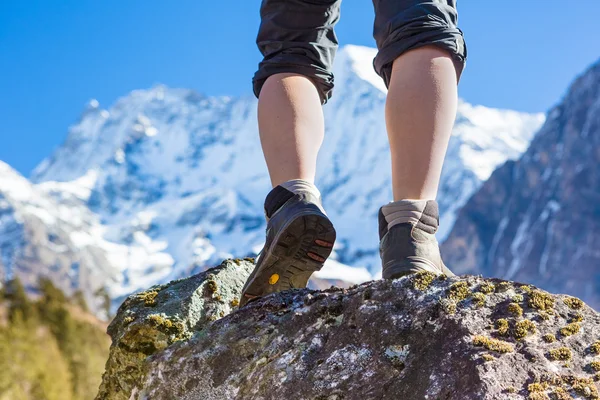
[383, 257, 455, 280]
[240, 211, 336, 306]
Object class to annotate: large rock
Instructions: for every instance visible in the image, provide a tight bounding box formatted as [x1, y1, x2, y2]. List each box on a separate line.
[98, 260, 600, 400]
[96, 258, 254, 400]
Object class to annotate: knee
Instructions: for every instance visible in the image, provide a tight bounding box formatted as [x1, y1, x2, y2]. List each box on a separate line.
[253, 62, 335, 105]
[373, 1, 467, 87]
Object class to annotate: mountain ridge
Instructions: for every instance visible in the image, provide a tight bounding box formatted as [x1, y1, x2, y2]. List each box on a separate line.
[442, 57, 600, 309]
[0, 45, 544, 313]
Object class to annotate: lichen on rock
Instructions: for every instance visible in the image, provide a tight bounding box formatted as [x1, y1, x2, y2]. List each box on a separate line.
[95, 258, 254, 400]
[95, 262, 600, 400]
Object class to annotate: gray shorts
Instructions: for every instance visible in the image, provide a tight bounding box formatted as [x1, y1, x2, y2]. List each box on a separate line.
[253, 0, 467, 104]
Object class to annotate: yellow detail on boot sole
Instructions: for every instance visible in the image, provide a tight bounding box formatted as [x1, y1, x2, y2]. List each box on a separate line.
[269, 274, 280, 285]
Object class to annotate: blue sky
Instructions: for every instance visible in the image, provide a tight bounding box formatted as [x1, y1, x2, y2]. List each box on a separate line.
[1, 1, 599, 176]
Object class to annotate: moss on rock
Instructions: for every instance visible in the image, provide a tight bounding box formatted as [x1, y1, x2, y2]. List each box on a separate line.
[589, 361, 600, 372]
[543, 334, 557, 343]
[528, 290, 555, 311]
[508, 302, 524, 317]
[473, 335, 514, 353]
[548, 347, 572, 361]
[448, 281, 471, 302]
[514, 320, 537, 340]
[496, 319, 510, 336]
[471, 292, 486, 308]
[570, 312, 584, 323]
[412, 271, 436, 291]
[136, 290, 159, 307]
[563, 296, 584, 310]
[477, 282, 495, 294]
[560, 323, 581, 337]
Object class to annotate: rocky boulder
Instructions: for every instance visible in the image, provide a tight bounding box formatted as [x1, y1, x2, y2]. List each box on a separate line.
[97, 259, 600, 400]
[96, 258, 254, 399]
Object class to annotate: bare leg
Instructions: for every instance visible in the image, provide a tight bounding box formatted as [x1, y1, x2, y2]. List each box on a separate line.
[258, 73, 325, 187]
[385, 46, 459, 201]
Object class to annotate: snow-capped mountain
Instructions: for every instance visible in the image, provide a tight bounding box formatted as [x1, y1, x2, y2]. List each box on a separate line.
[1, 45, 543, 311]
[442, 57, 600, 309]
[0, 161, 115, 315]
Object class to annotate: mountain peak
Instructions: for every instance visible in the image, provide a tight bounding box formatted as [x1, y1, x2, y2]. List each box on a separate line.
[334, 45, 387, 93]
[0, 160, 37, 202]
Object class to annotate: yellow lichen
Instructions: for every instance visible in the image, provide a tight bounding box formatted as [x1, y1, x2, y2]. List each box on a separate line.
[528, 290, 555, 311]
[548, 347, 572, 361]
[123, 316, 135, 325]
[496, 282, 511, 293]
[478, 282, 496, 294]
[496, 319, 510, 336]
[595, 373, 600, 382]
[506, 386, 517, 394]
[529, 382, 549, 392]
[508, 302, 524, 317]
[136, 290, 159, 307]
[473, 335, 514, 353]
[563, 296, 584, 310]
[412, 271, 436, 291]
[206, 280, 218, 294]
[543, 334, 557, 343]
[528, 382, 550, 400]
[591, 341, 600, 355]
[560, 323, 581, 337]
[230, 298, 240, 307]
[448, 281, 471, 301]
[515, 319, 537, 340]
[570, 313, 584, 323]
[521, 285, 533, 293]
[244, 257, 256, 263]
[568, 376, 599, 399]
[539, 311, 552, 321]
[146, 314, 185, 340]
[590, 361, 600, 372]
[513, 294, 525, 302]
[552, 387, 573, 400]
[472, 292, 486, 307]
[438, 298, 457, 315]
[482, 353, 495, 362]
[147, 314, 172, 328]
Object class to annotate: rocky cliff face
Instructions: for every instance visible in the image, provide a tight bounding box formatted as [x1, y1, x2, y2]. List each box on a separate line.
[98, 260, 600, 400]
[442, 59, 600, 310]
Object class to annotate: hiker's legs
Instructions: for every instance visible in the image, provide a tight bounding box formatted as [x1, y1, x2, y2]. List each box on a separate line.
[372, 0, 467, 201]
[241, 0, 341, 306]
[386, 46, 458, 200]
[373, 0, 467, 279]
[253, 0, 341, 187]
[258, 73, 324, 187]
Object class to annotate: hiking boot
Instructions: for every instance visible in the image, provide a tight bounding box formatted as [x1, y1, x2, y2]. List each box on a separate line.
[239, 186, 336, 307]
[378, 200, 454, 279]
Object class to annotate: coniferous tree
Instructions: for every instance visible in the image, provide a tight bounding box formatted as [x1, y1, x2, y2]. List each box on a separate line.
[0, 277, 109, 400]
[71, 289, 89, 312]
[3, 277, 36, 322]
